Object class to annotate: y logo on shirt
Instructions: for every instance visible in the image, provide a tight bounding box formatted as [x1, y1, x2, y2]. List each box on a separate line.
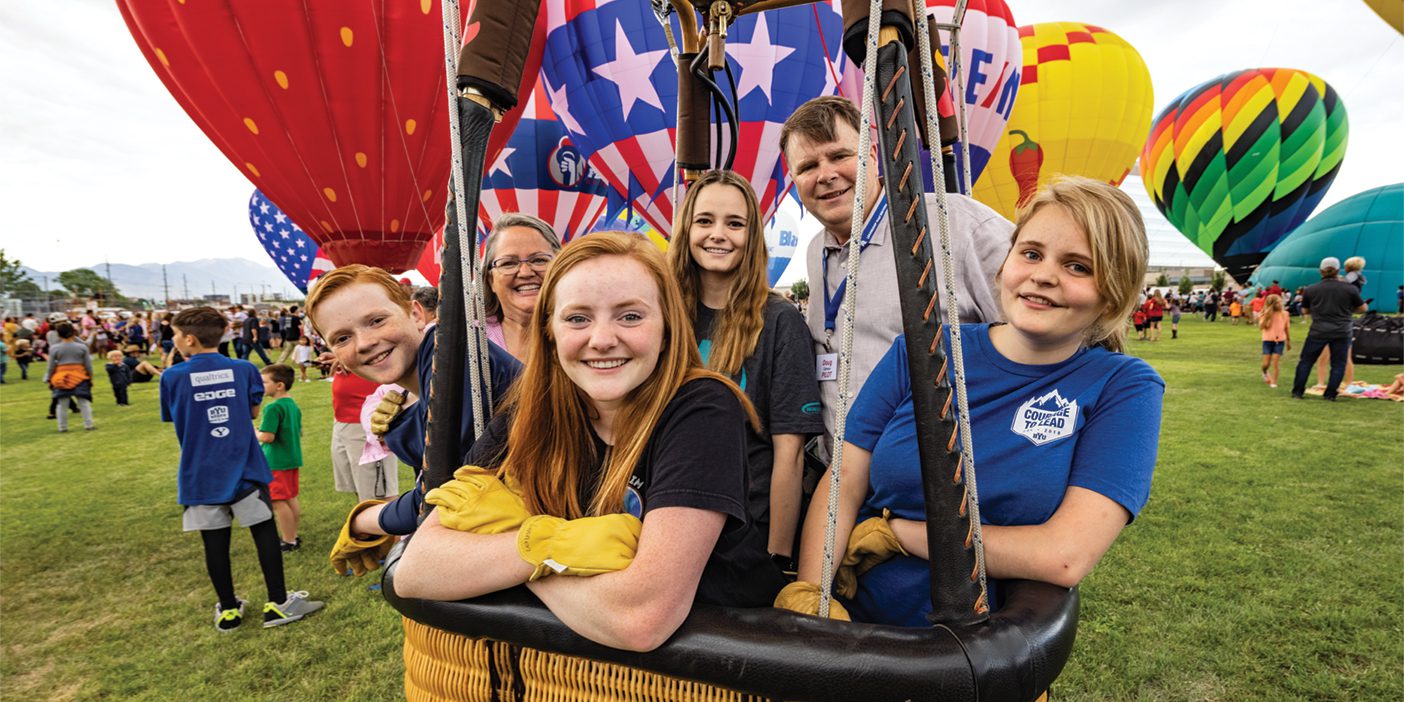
[1011, 389, 1078, 446]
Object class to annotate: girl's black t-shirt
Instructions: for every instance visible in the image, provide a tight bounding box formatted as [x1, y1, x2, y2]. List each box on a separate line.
[467, 377, 786, 608]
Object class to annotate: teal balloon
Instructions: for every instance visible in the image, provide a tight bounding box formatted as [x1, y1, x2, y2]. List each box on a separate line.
[1249, 184, 1403, 307]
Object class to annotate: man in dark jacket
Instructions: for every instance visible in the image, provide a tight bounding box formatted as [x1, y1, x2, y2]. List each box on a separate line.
[1291, 257, 1367, 401]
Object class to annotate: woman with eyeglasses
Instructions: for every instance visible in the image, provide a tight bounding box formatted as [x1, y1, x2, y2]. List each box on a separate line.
[482, 213, 562, 360]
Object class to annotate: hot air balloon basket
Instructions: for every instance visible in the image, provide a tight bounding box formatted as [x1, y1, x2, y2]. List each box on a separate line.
[403, 618, 763, 702]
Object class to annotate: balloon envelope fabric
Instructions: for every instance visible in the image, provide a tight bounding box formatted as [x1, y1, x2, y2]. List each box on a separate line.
[971, 22, 1153, 220]
[1142, 67, 1348, 283]
[540, 0, 845, 238]
[249, 190, 333, 294]
[1249, 184, 1401, 306]
[478, 79, 611, 245]
[925, 0, 1021, 190]
[117, 0, 543, 271]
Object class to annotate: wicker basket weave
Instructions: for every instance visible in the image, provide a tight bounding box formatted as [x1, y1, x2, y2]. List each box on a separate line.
[403, 618, 767, 702]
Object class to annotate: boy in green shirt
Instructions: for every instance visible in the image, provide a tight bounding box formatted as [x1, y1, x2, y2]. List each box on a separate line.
[257, 364, 304, 551]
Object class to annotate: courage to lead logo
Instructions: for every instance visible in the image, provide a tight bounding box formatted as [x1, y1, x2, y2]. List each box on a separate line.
[1010, 389, 1079, 446]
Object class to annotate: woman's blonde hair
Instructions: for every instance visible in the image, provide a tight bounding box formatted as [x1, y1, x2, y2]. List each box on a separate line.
[1344, 256, 1365, 273]
[668, 170, 774, 377]
[1258, 294, 1285, 329]
[501, 232, 757, 518]
[1006, 176, 1148, 353]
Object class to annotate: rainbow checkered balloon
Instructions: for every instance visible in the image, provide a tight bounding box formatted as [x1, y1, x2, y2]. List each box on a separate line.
[1141, 68, 1348, 282]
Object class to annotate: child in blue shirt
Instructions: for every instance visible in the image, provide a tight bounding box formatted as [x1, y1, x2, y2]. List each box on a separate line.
[104, 350, 131, 405]
[161, 307, 323, 631]
[780, 177, 1164, 624]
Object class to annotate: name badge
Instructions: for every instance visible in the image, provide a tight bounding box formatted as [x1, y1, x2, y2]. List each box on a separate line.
[816, 353, 839, 382]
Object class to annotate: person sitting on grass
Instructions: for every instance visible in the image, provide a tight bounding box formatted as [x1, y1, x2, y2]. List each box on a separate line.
[104, 349, 132, 406]
[776, 177, 1163, 624]
[160, 307, 323, 631]
[302, 265, 520, 577]
[257, 364, 305, 552]
[122, 344, 161, 383]
[393, 232, 786, 652]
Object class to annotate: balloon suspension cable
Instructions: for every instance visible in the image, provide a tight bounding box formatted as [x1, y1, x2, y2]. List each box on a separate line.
[819, 0, 883, 621]
[938, 0, 973, 193]
[914, 3, 987, 598]
[439, 0, 489, 436]
[652, 0, 681, 59]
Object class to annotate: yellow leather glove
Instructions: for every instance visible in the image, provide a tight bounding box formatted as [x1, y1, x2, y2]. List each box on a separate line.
[368, 390, 406, 437]
[834, 509, 909, 599]
[424, 465, 532, 534]
[773, 581, 851, 621]
[329, 499, 391, 577]
[516, 513, 643, 581]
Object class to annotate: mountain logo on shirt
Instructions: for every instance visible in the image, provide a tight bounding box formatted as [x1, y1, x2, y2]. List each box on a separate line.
[1010, 390, 1078, 446]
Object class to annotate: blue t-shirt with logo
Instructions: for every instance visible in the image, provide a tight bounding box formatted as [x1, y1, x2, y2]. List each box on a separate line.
[841, 326, 1163, 626]
[160, 352, 272, 505]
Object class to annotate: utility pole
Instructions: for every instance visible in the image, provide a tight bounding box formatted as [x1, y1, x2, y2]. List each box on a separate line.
[183, 274, 190, 301]
[162, 265, 170, 306]
[104, 259, 114, 306]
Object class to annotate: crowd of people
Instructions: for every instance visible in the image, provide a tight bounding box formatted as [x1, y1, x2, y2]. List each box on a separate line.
[11, 95, 1201, 646]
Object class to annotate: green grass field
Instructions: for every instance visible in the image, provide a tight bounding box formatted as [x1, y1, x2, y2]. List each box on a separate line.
[2, 317, 1401, 701]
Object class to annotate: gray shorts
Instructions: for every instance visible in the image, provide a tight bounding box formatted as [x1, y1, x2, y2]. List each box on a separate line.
[182, 488, 274, 532]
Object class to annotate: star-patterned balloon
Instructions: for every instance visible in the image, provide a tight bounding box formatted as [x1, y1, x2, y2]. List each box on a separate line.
[249, 190, 333, 294]
[540, 1, 845, 238]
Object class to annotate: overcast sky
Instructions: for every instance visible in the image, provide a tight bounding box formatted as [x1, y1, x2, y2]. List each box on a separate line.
[3, 0, 1399, 274]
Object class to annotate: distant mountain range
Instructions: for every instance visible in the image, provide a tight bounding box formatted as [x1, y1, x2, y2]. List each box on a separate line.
[18, 258, 303, 302]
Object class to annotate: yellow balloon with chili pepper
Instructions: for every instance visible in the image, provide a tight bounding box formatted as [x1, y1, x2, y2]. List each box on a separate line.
[971, 22, 1153, 221]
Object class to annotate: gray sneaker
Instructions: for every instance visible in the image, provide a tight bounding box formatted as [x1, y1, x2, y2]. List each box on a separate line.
[262, 591, 324, 628]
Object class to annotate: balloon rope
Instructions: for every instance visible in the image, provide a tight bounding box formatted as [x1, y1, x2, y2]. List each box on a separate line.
[811, 3, 844, 98]
[818, 0, 882, 621]
[946, 0, 974, 193]
[439, 0, 489, 436]
[914, 2, 988, 601]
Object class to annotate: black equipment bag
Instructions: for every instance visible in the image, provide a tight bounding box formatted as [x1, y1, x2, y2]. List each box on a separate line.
[1352, 312, 1404, 364]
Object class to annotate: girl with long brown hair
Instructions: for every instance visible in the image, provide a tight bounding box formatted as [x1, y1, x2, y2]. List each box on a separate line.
[395, 232, 785, 651]
[669, 170, 824, 566]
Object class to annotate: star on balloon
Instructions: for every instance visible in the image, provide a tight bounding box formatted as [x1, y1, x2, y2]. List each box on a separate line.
[728, 12, 793, 104]
[593, 21, 669, 119]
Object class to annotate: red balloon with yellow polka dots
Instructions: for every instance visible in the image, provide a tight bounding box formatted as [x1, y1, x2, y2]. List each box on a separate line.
[116, 0, 544, 272]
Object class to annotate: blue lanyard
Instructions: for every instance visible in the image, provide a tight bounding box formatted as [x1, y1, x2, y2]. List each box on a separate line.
[822, 195, 889, 333]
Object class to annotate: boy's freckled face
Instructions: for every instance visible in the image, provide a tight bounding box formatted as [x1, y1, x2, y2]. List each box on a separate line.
[312, 283, 422, 387]
[261, 374, 279, 398]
